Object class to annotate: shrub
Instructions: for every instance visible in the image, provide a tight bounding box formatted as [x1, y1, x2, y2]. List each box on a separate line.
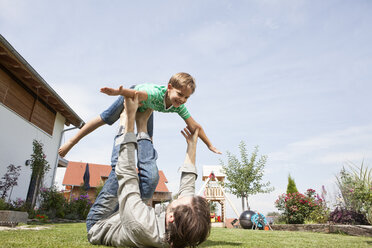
[0, 164, 21, 200]
[36, 187, 94, 221]
[39, 187, 67, 219]
[66, 194, 92, 220]
[335, 163, 372, 224]
[275, 188, 328, 224]
[329, 207, 369, 225]
[35, 213, 49, 223]
[0, 198, 10, 210]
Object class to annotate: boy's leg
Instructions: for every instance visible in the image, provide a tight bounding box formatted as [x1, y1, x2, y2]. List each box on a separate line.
[136, 109, 159, 201]
[137, 134, 159, 201]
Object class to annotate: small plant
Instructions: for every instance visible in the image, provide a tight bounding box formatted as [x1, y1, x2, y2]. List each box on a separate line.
[335, 162, 372, 224]
[0, 198, 11, 210]
[35, 213, 49, 223]
[329, 207, 369, 225]
[66, 194, 92, 220]
[0, 164, 21, 200]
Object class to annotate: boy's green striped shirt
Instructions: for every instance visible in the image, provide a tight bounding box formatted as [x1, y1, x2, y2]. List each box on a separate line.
[134, 84, 191, 120]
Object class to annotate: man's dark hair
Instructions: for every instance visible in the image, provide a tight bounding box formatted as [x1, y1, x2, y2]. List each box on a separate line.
[166, 196, 211, 248]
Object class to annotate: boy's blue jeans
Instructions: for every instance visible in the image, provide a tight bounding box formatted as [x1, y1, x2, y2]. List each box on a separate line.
[86, 132, 159, 232]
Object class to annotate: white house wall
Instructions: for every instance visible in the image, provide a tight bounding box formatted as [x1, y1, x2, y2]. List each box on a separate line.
[0, 103, 65, 202]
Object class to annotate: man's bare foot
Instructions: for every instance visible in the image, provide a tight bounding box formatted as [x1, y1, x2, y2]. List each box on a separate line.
[58, 140, 76, 157]
[136, 109, 153, 133]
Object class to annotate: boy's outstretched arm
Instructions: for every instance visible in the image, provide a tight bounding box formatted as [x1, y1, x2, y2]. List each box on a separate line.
[58, 116, 105, 157]
[184, 116, 222, 154]
[100, 86, 148, 102]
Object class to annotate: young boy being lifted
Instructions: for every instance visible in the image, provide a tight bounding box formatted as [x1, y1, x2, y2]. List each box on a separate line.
[59, 72, 221, 157]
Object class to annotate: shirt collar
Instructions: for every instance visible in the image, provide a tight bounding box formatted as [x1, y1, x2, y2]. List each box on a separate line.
[163, 92, 173, 110]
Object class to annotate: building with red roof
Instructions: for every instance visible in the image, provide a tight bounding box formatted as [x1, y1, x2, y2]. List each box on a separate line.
[62, 161, 172, 207]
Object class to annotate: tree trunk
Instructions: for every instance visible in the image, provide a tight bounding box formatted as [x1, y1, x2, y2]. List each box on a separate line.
[246, 196, 250, 211]
[26, 172, 42, 209]
[241, 196, 245, 211]
[26, 173, 37, 205]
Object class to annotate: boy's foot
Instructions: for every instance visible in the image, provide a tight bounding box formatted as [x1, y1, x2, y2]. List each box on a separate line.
[136, 109, 153, 133]
[100, 86, 124, 96]
[58, 140, 76, 157]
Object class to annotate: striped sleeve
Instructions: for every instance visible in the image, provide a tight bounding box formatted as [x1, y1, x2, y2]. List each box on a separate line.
[177, 105, 191, 120]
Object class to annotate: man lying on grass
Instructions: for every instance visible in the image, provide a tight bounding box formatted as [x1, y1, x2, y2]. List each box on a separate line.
[87, 93, 211, 248]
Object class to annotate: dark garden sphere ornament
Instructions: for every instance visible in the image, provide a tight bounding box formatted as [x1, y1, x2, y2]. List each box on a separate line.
[239, 210, 256, 229]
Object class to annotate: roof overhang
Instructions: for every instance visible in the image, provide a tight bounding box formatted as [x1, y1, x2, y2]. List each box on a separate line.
[0, 35, 84, 127]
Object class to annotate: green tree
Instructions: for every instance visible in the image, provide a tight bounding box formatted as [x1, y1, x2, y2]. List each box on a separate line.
[221, 142, 274, 211]
[287, 174, 298, 194]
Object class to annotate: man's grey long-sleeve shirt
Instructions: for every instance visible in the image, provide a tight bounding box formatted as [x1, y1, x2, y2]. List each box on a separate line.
[88, 133, 197, 247]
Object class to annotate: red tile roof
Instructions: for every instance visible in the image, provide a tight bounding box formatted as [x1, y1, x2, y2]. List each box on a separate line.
[62, 161, 170, 192]
[62, 161, 111, 187]
[156, 170, 169, 192]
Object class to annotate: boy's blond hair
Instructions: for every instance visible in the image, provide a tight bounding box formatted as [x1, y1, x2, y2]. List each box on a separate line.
[169, 72, 196, 93]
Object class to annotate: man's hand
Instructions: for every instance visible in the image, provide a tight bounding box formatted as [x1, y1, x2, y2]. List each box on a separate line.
[123, 93, 139, 133]
[181, 126, 199, 146]
[124, 92, 139, 117]
[181, 127, 199, 165]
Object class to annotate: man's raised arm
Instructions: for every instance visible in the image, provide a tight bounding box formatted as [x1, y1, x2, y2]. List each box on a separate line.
[177, 127, 199, 197]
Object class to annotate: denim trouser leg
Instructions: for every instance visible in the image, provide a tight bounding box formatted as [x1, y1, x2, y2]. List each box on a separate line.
[86, 132, 122, 232]
[137, 136, 159, 201]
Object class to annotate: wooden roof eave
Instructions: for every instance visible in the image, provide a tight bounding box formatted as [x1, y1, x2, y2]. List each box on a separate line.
[0, 35, 84, 128]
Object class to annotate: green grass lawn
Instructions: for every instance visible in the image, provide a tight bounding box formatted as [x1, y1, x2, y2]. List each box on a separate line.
[0, 223, 371, 248]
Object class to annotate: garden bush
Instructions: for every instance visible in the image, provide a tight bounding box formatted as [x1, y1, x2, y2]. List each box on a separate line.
[275, 189, 328, 224]
[65, 194, 92, 220]
[0, 198, 10, 210]
[39, 187, 68, 219]
[335, 163, 371, 224]
[38, 187, 93, 220]
[329, 207, 369, 225]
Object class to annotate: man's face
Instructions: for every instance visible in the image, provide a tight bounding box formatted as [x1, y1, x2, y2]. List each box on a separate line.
[167, 84, 193, 108]
[165, 196, 193, 226]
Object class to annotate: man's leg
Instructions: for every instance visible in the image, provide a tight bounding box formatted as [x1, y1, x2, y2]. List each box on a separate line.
[86, 109, 155, 231]
[86, 130, 122, 231]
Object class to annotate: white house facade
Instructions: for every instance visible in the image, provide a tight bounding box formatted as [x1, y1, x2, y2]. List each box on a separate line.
[0, 35, 84, 202]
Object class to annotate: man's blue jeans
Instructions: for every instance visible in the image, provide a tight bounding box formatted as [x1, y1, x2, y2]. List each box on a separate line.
[86, 132, 159, 232]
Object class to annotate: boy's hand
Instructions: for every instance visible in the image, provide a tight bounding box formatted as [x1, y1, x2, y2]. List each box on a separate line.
[100, 86, 125, 96]
[208, 145, 222, 154]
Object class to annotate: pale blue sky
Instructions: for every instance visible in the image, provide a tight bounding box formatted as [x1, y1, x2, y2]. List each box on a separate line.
[1, 0, 371, 216]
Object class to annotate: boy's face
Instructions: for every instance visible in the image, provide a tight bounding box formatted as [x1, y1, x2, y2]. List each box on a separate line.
[167, 84, 193, 108]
